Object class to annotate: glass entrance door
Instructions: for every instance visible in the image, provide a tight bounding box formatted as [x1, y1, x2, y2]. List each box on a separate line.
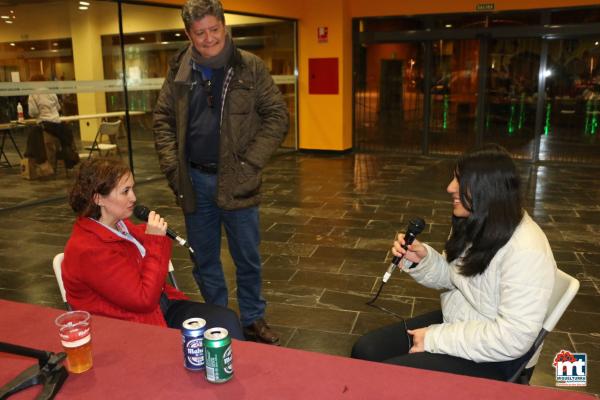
[483, 38, 542, 159]
[538, 37, 600, 163]
[354, 42, 424, 153]
[428, 39, 479, 155]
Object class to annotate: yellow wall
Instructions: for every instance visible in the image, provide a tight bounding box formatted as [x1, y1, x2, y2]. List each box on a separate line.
[295, 0, 352, 150]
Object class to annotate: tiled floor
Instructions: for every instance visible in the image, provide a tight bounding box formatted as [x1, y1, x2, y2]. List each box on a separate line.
[0, 151, 598, 397]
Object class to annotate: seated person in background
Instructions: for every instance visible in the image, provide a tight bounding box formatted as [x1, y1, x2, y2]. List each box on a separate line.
[28, 74, 79, 169]
[62, 157, 244, 339]
[351, 143, 556, 381]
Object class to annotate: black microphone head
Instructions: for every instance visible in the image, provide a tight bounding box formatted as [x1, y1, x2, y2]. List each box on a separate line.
[133, 205, 151, 221]
[407, 217, 426, 235]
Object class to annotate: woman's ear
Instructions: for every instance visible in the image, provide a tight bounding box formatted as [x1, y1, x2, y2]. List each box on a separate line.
[93, 193, 102, 207]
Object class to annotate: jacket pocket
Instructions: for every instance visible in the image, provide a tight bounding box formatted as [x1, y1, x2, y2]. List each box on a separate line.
[232, 160, 261, 199]
[228, 80, 254, 115]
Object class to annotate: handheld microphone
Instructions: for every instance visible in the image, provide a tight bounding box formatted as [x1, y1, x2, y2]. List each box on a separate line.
[133, 205, 195, 254]
[382, 217, 426, 283]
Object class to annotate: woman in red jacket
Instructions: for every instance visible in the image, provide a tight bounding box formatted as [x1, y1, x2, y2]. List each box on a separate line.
[62, 157, 243, 339]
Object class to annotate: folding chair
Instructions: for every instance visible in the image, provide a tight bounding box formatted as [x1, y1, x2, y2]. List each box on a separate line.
[52, 253, 71, 311]
[167, 261, 180, 290]
[86, 120, 121, 158]
[508, 269, 580, 384]
[52, 253, 179, 311]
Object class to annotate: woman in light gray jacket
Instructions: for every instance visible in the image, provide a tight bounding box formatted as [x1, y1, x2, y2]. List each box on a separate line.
[351, 144, 556, 381]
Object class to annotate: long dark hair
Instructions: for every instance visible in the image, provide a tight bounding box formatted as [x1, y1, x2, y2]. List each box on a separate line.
[445, 144, 523, 276]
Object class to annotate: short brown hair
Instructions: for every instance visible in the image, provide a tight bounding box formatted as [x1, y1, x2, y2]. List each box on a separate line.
[181, 0, 225, 31]
[69, 157, 131, 219]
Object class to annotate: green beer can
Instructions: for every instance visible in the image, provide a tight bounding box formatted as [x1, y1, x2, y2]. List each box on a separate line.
[203, 327, 233, 383]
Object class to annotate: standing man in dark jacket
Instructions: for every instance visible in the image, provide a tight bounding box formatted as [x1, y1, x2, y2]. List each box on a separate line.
[153, 0, 288, 345]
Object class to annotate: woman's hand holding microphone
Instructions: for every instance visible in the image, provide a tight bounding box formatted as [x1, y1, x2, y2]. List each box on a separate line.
[145, 210, 168, 236]
[392, 233, 428, 266]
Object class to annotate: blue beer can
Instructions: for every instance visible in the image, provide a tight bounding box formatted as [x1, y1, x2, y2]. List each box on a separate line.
[182, 318, 207, 371]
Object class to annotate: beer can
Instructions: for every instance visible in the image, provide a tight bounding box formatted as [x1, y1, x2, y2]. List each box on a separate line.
[182, 318, 207, 371]
[204, 327, 233, 383]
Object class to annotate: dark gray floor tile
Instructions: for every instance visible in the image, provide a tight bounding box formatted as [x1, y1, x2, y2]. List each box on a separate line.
[352, 311, 406, 336]
[340, 259, 395, 278]
[262, 282, 323, 307]
[286, 328, 359, 356]
[260, 241, 318, 257]
[289, 232, 359, 248]
[569, 294, 600, 313]
[554, 250, 580, 263]
[311, 246, 386, 263]
[570, 333, 600, 359]
[265, 303, 357, 333]
[372, 277, 443, 299]
[262, 267, 297, 282]
[412, 298, 443, 316]
[556, 311, 600, 333]
[307, 216, 368, 229]
[319, 289, 413, 315]
[263, 255, 342, 273]
[290, 270, 377, 293]
[267, 222, 333, 236]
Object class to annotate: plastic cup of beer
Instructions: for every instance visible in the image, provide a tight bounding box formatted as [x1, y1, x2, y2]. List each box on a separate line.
[55, 310, 93, 373]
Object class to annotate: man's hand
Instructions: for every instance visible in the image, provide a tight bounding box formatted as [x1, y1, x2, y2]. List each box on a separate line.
[407, 327, 428, 353]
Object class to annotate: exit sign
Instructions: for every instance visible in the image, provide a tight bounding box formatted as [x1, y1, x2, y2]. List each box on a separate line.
[476, 3, 495, 11]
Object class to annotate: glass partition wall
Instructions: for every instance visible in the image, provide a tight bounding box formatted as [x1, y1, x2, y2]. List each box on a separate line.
[0, 0, 297, 209]
[354, 7, 600, 164]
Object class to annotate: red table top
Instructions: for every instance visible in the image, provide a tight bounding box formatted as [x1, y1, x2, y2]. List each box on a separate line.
[0, 299, 594, 400]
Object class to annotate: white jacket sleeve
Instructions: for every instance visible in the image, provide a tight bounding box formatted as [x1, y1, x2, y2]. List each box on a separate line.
[28, 95, 39, 118]
[424, 248, 555, 362]
[405, 243, 454, 290]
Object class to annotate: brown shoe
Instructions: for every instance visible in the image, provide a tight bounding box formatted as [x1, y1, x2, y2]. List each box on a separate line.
[243, 318, 280, 345]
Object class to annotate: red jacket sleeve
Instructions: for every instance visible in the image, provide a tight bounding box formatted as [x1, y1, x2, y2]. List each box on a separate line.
[78, 231, 173, 313]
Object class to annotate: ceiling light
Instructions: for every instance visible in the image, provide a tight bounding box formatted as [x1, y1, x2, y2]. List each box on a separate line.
[596, 41, 599, 46]
[1, 16, 9, 19]
[445, 24, 452, 28]
[5, 20, 13, 24]
[140, 37, 145, 41]
[30, 46, 35, 50]
[79, 6, 88, 10]
[9, 42, 15, 46]
[161, 41, 169, 45]
[175, 33, 181, 37]
[53, 42, 58, 46]
[79, 1, 90, 5]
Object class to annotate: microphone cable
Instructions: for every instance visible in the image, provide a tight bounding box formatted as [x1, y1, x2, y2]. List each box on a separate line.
[366, 217, 425, 306]
[365, 217, 426, 350]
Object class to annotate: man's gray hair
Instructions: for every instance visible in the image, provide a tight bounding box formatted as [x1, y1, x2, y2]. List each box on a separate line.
[182, 0, 225, 31]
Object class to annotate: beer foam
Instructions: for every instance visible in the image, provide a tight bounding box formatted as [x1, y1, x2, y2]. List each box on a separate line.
[62, 335, 91, 348]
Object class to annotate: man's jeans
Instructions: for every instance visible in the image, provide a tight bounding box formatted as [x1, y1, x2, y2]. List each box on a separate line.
[185, 168, 266, 326]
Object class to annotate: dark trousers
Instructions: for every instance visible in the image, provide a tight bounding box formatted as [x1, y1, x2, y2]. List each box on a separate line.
[351, 310, 530, 381]
[162, 299, 245, 340]
[185, 169, 266, 327]
[41, 121, 79, 168]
